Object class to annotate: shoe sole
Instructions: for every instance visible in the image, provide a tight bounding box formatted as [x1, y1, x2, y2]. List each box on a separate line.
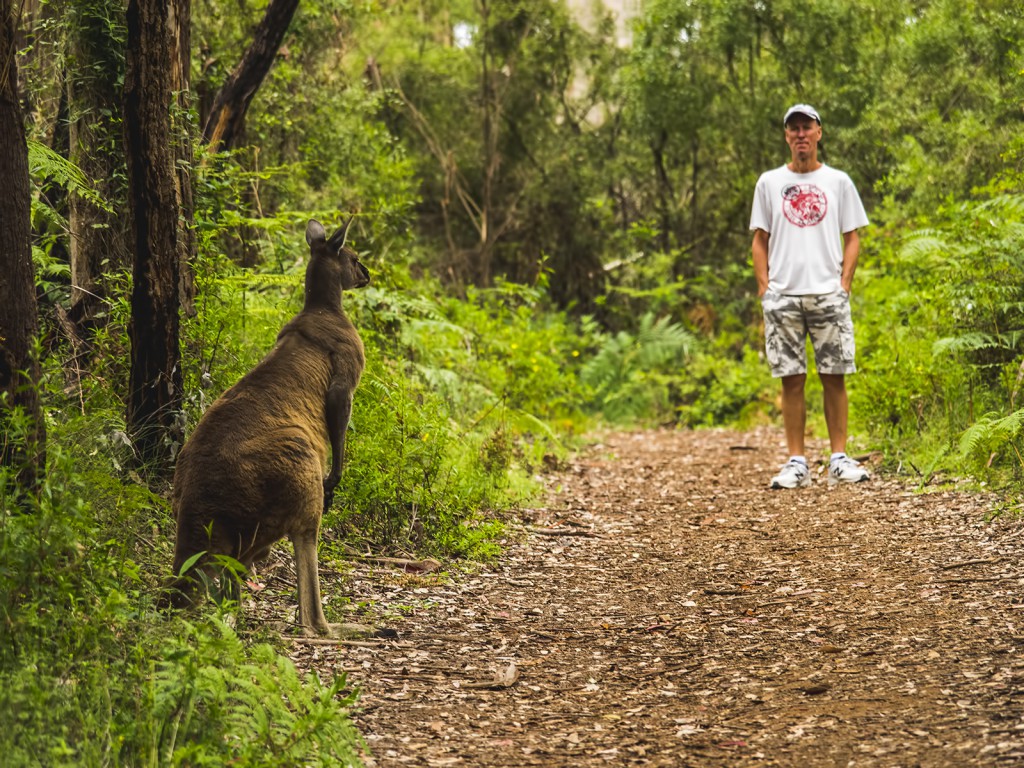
[827, 474, 870, 487]
[770, 477, 811, 489]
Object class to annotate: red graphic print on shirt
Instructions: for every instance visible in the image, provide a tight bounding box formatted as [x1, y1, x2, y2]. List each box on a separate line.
[781, 184, 827, 228]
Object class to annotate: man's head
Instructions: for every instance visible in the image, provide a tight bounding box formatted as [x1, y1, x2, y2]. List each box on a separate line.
[783, 104, 822, 165]
[783, 104, 821, 127]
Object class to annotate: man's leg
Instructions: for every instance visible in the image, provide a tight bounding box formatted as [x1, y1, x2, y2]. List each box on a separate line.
[780, 373, 808, 457]
[763, 291, 811, 487]
[820, 373, 848, 454]
[820, 371, 869, 483]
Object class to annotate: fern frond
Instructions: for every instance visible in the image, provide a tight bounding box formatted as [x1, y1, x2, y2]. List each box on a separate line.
[975, 194, 1024, 220]
[635, 313, 696, 368]
[580, 313, 694, 414]
[27, 140, 110, 211]
[933, 332, 997, 356]
[31, 197, 68, 232]
[413, 363, 465, 398]
[960, 409, 1024, 458]
[898, 233, 952, 264]
[580, 332, 631, 390]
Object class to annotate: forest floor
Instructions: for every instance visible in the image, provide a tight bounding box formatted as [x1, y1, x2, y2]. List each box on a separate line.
[280, 428, 1024, 767]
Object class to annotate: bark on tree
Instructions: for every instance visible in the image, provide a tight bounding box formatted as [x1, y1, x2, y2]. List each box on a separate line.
[478, 0, 497, 287]
[0, 0, 45, 491]
[170, 0, 196, 317]
[123, 0, 188, 475]
[67, 0, 130, 328]
[201, 0, 299, 153]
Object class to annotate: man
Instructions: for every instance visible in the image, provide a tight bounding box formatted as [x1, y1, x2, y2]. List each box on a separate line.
[750, 104, 870, 489]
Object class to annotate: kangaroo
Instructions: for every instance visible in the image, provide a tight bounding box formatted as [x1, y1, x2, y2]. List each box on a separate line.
[169, 218, 369, 636]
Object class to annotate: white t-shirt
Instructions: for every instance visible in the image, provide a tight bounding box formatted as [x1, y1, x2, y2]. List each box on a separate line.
[750, 164, 869, 295]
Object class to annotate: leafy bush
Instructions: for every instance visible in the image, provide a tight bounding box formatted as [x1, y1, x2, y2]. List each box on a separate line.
[330, 277, 591, 557]
[854, 194, 1024, 478]
[0, 410, 364, 767]
[674, 346, 775, 428]
[581, 312, 697, 424]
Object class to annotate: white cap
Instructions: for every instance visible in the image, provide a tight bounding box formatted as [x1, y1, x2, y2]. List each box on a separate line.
[783, 104, 821, 126]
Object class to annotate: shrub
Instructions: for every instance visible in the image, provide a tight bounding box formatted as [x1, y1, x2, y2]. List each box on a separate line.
[0, 404, 364, 767]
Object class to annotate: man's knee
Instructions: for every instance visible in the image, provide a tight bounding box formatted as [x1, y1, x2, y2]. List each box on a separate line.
[781, 373, 807, 393]
[819, 373, 847, 392]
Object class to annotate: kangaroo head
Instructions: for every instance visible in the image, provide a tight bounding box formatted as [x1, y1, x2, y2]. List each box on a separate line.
[305, 218, 370, 292]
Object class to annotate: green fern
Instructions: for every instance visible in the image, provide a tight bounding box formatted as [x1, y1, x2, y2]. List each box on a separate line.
[975, 193, 1024, 220]
[960, 409, 1024, 470]
[897, 231, 949, 265]
[27, 139, 109, 211]
[634, 313, 697, 367]
[933, 332, 999, 357]
[582, 313, 694, 390]
[581, 312, 696, 421]
[141, 619, 364, 766]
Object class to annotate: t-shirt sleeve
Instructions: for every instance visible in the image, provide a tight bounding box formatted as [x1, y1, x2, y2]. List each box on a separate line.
[750, 175, 772, 232]
[839, 175, 870, 233]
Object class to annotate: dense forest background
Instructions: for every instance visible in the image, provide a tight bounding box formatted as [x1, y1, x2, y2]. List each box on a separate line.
[3, 0, 1024, 763]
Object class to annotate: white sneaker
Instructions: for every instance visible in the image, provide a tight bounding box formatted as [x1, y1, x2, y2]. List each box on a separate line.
[770, 459, 811, 489]
[828, 456, 869, 486]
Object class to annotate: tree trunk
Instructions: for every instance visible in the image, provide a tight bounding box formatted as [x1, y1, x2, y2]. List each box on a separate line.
[170, 0, 196, 317]
[201, 0, 300, 153]
[67, 0, 130, 329]
[651, 132, 675, 253]
[123, 0, 187, 476]
[477, 0, 496, 286]
[0, 0, 45, 491]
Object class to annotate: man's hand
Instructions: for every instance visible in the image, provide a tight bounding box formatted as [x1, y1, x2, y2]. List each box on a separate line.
[752, 229, 771, 297]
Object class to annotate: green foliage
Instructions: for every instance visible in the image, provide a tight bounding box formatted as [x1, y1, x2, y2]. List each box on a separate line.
[181, 0, 1024, 496]
[16, 0, 1024, 759]
[0, 411, 364, 767]
[193, 1, 419, 254]
[581, 313, 696, 424]
[332, 278, 591, 556]
[960, 410, 1024, 477]
[853, 189, 1024, 482]
[135, 621, 362, 766]
[26, 140, 102, 300]
[27, 139, 110, 211]
[867, 1, 1024, 217]
[349, 0, 618, 306]
[674, 346, 775, 428]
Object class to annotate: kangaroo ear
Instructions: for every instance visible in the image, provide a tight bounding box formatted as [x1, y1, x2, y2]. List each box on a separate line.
[327, 217, 354, 250]
[306, 219, 326, 246]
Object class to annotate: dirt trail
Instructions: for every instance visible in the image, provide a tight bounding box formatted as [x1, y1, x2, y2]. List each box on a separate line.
[295, 428, 1024, 767]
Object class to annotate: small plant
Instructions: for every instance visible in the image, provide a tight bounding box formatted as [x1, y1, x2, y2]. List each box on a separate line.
[134, 618, 364, 766]
[960, 409, 1024, 478]
[581, 312, 696, 423]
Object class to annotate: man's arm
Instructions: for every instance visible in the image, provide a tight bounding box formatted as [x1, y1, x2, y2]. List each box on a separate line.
[752, 229, 770, 297]
[841, 229, 860, 294]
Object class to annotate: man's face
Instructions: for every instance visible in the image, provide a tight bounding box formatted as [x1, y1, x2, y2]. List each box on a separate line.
[785, 116, 821, 157]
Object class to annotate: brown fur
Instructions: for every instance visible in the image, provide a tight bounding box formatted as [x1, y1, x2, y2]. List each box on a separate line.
[169, 219, 369, 635]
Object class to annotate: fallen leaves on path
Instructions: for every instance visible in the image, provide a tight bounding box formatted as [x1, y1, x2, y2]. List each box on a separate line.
[279, 428, 1024, 766]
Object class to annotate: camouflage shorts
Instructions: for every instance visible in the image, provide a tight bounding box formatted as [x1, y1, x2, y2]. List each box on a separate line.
[761, 290, 856, 377]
